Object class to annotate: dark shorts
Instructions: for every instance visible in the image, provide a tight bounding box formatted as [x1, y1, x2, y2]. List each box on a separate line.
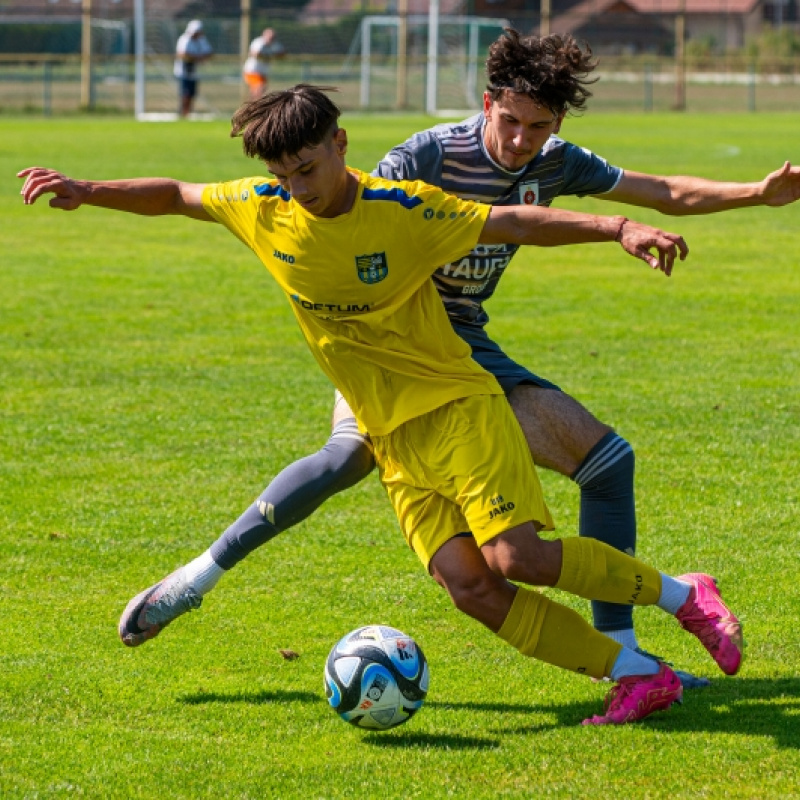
[452, 322, 561, 396]
[180, 77, 198, 99]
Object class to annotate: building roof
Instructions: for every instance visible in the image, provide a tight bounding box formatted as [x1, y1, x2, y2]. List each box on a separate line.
[550, 0, 636, 33]
[302, 0, 466, 16]
[551, 0, 761, 22]
[627, 0, 761, 13]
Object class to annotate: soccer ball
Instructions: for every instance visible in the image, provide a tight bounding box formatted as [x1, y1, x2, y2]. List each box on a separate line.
[324, 625, 429, 730]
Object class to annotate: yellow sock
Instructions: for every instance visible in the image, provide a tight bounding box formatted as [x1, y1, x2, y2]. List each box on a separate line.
[555, 537, 662, 606]
[497, 586, 621, 680]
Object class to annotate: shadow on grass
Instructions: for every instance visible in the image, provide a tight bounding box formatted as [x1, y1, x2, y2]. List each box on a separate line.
[177, 677, 800, 750]
[652, 676, 800, 750]
[179, 689, 319, 705]
[363, 731, 501, 749]
[408, 677, 800, 748]
[503, 676, 800, 749]
[425, 697, 587, 736]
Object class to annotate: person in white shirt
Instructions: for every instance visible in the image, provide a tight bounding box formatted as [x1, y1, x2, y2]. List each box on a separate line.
[174, 20, 214, 117]
[242, 27, 285, 100]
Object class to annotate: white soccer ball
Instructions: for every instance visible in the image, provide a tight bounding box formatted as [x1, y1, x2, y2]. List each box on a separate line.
[324, 624, 429, 730]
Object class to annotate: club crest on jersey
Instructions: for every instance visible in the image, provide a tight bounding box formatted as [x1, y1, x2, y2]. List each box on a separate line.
[519, 180, 540, 205]
[356, 252, 388, 284]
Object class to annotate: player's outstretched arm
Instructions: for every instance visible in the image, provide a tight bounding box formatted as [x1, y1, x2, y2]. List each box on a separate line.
[603, 161, 800, 215]
[756, 161, 800, 207]
[18, 167, 213, 221]
[480, 205, 688, 276]
[612, 218, 688, 276]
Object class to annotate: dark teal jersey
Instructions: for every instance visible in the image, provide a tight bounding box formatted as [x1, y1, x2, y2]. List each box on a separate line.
[373, 113, 623, 327]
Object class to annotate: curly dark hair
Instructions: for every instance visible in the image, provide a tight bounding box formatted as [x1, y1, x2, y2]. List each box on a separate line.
[230, 84, 341, 162]
[485, 29, 598, 115]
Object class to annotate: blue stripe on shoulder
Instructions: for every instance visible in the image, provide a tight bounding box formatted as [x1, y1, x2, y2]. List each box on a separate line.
[362, 187, 423, 209]
[254, 183, 291, 201]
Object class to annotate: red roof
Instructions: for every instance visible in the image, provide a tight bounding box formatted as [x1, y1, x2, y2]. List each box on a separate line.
[552, 0, 761, 19]
[627, 0, 761, 13]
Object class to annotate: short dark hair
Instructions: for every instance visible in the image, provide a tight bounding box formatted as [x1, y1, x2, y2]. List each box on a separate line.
[485, 29, 597, 115]
[230, 84, 341, 162]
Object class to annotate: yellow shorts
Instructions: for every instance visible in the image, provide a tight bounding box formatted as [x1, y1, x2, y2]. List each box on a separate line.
[371, 394, 554, 569]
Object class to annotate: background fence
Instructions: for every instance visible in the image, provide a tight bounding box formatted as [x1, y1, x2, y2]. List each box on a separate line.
[2, 2, 800, 115]
[4, 53, 800, 116]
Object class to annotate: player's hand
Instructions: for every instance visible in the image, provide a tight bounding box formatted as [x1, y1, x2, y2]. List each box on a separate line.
[617, 220, 688, 276]
[760, 161, 800, 207]
[18, 167, 87, 211]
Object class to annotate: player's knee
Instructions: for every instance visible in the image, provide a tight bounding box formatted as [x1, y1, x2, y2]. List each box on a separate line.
[439, 568, 505, 620]
[574, 432, 635, 492]
[482, 529, 552, 585]
[322, 433, 375, 491]
[485, 544, 543, 585]
[340, 438, 376, 486]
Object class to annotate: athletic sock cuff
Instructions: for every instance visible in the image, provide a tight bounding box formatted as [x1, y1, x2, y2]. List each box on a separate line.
[330, 416, 373, 452]
[554, 537, 591, 596]
[497, 587, 547, 656]
[572, 431, 633, 486]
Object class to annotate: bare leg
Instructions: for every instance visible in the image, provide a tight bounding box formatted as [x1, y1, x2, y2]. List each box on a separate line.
[429, 533, 518, 632]
[510, 385, 639, 638]
[508, 385, 610, 476]
[428, 531, 630, 682]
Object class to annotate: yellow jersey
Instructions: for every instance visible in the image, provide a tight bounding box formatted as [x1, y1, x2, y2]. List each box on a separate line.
[202, 168, 501, 436]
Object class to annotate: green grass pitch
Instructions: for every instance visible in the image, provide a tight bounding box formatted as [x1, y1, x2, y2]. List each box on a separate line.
[1, 111, 799, 798]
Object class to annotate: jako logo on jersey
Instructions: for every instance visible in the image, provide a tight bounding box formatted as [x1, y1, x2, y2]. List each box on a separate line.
[488, 494, 516, 521]
[290, 294, 370, 314]
[273, 249, 295, 264]
[519, 180, 540, 205]
[356, 252, 388, 284]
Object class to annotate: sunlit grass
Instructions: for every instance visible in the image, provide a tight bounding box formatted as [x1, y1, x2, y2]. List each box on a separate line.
[1, 112, 799, 798]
